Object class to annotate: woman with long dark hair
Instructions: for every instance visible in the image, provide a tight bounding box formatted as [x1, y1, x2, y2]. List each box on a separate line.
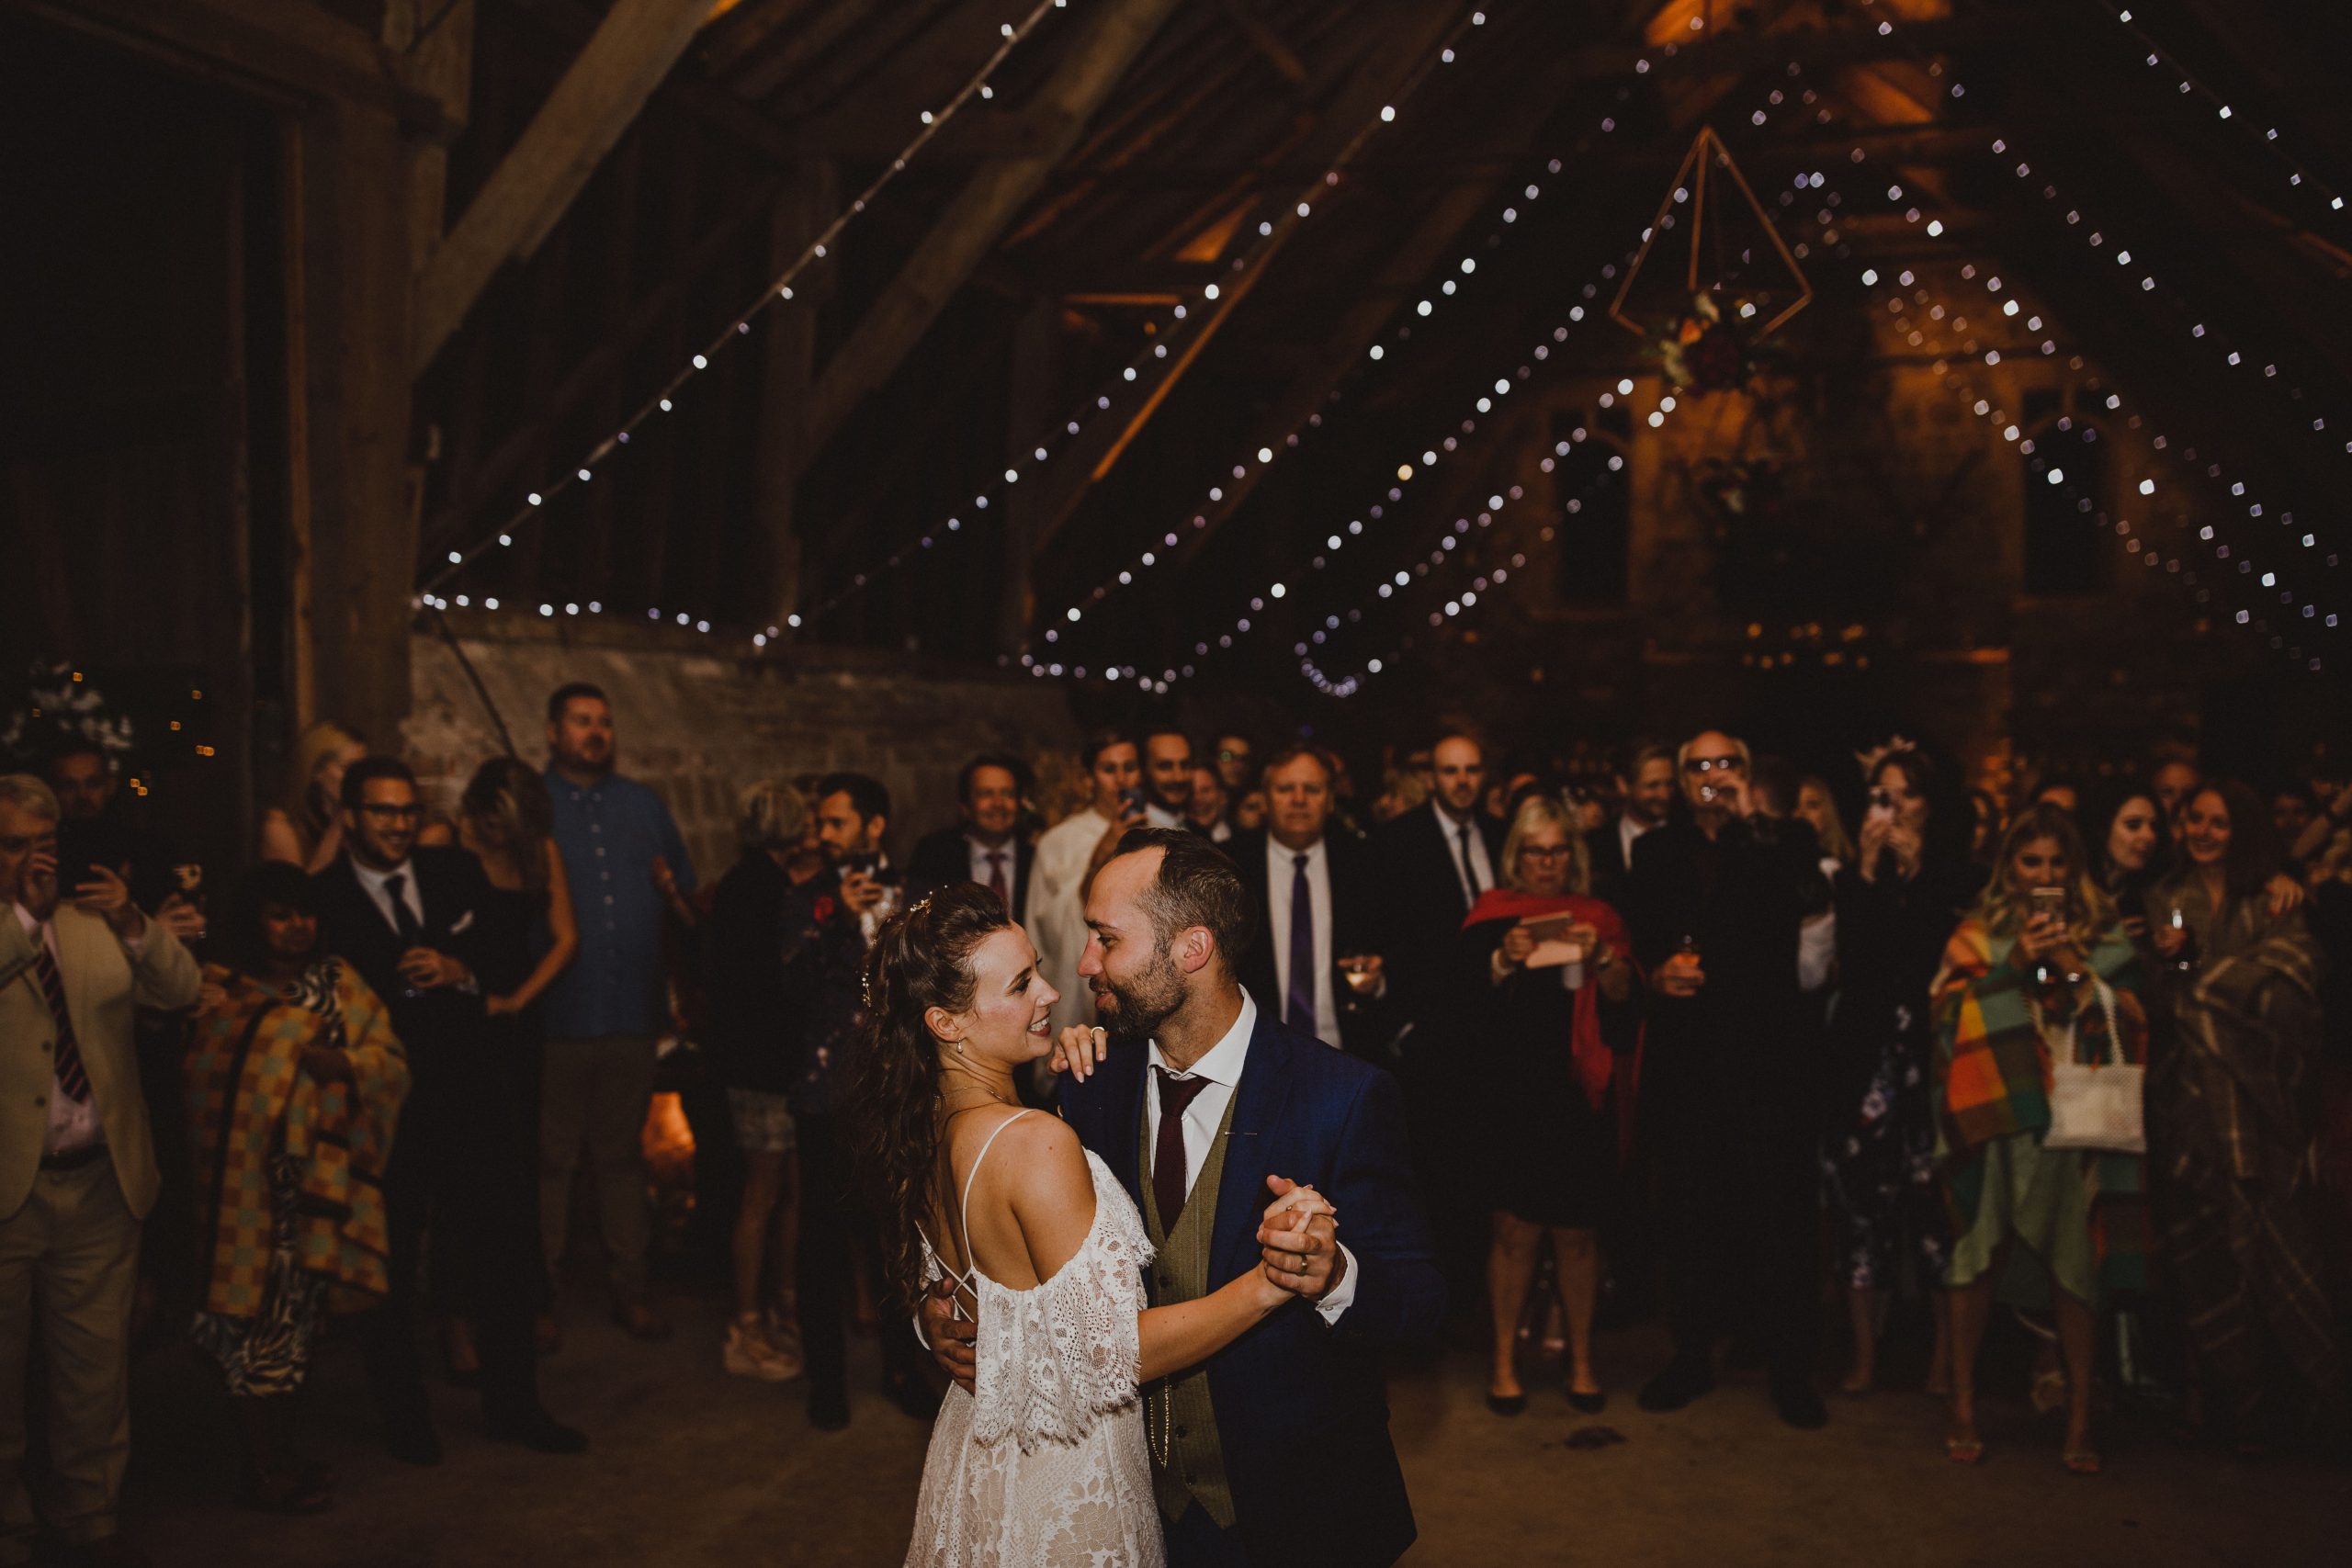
[2083, 779, 2170, 946]
[2147, 780, 2340, 1451]
[1824, 743, 1983, 1397]
[849, 885, 1306, 1566]
[1933, 804, 2149, 1472]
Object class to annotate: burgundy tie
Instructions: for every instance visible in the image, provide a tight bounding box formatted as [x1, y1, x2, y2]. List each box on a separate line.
[1153, 1067, 1212, 1229]
[985, 852, 1009, 913]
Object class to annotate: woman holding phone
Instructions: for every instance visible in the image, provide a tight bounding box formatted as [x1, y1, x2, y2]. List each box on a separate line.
[1824, 745, 1981, 1397]
[1462, 794, 1641, 1415]
[1932, 804, 2147, 1472]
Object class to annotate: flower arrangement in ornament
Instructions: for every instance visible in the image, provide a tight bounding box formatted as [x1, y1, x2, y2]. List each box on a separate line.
[1657, 290, 1776, 394]
[0, 660, 137, 765]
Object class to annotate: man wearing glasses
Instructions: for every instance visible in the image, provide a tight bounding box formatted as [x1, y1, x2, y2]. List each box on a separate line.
[313, 758, 582, 1464]
[1626, 729, 1832, 1432]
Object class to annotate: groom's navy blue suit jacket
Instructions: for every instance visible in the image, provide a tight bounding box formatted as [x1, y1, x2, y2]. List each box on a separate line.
[1059, 998, 1444, 1568]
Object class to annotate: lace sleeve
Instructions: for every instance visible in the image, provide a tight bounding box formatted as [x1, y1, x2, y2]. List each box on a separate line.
[968, 1155, 1155, 1453]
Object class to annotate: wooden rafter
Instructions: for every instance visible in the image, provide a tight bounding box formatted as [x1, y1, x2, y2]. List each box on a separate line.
[409, 0, 713, 375]
[795, 0, 1186, 467]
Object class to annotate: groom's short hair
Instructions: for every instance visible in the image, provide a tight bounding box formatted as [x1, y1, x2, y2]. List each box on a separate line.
[1114, 827, 1255, 973]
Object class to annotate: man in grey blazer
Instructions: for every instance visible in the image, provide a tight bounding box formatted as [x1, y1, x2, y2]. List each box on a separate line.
[0, 773, 199, 1568]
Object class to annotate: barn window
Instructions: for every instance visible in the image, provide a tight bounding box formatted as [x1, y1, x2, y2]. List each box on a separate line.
[1553, 409, 1628, 604]
[2022, 415, 2108, 595]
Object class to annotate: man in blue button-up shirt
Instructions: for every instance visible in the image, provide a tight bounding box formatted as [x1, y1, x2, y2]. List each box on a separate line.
[537, 682, 696, 1341]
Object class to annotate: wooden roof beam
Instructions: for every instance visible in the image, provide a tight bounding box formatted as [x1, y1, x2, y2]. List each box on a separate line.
[409, 0, 713, 376]
[794, 0, 1186, 467]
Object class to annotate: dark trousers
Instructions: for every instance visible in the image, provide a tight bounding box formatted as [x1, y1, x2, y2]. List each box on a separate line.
[360, 1050, 543, 1431]
[1657, 1096, 1821, 1389]
[796, 1113, 925, 1401]
[1165, 1503, 1250, 1567]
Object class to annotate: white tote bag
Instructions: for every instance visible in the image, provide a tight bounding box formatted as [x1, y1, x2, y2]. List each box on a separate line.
[2037, 974, 2146, 1155]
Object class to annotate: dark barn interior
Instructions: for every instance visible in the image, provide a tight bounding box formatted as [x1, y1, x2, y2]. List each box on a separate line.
[3, 1, 2350, 1564]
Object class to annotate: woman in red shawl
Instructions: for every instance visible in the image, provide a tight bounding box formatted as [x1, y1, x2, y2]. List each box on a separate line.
[1464, 792, 1642, 1416]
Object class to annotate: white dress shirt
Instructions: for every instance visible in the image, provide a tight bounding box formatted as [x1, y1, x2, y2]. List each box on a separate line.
[1145, 802, 1185, 831]
[1617, 812, 1653, 871]
[1145, 989, 1357, 1323]
[1799, 854, 1840, 993]
[965, 834, 1017, 897]
[1264, 836, 1339, 1046]
[1430, 799, 1495, 906]
[17, 903, 112, 1156]
[1025, 808, 1115, 1035]
[352, 855, 426, 937]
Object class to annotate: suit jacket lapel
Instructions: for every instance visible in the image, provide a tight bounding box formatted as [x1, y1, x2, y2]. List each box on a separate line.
[1210, 1013, 1293, 1283]
[1091, 1048, 1148, 1215]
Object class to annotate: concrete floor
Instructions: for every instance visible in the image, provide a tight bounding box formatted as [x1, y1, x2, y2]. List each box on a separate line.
[112, 1292, 2345, 1567]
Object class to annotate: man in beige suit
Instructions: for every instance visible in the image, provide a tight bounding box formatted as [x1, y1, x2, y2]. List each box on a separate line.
[0, 774, 198, 1568]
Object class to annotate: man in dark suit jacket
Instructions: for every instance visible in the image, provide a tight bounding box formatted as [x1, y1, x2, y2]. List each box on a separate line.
[925, 830, 1443, 1568]
[312, 757, 582, 1462]
[1369, 732, 1503, 1304]
[1227, 746, 1393, 1064]
[1625, 730, 1831, 1431]
[905, 752, 1034, 918]
[1585, 741, 1676, 910]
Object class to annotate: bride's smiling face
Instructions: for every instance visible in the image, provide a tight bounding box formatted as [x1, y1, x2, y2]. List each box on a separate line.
[932, 925, 1060, 1068]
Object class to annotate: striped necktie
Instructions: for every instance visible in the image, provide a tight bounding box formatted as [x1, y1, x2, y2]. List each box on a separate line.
[29, 938, 91, 1103]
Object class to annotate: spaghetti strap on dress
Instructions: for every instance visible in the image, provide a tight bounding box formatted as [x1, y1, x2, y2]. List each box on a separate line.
[905, 1114, 1161, 1568]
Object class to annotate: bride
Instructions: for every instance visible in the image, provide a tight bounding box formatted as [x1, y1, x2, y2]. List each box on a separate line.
[850, 884, 1319, 1567]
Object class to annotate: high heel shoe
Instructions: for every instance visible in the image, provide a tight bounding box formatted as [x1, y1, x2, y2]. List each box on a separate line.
[1486, 1392, 1528, 1416]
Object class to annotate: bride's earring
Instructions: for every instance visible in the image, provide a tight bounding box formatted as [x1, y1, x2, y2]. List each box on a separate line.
[955, 1040, 965, 1055]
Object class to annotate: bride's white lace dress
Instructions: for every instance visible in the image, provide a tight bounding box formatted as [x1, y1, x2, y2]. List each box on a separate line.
[907, 1145, 1163, 1567]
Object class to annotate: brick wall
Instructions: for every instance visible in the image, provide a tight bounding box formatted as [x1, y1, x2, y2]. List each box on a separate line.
[403, 614, 1080, 883]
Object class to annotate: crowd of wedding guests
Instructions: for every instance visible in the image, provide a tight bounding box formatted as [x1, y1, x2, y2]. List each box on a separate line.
[4, 689, 2350, 1562]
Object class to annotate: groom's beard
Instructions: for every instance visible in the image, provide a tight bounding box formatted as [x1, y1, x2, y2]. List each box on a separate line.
[1091, 946, 1186, 1043]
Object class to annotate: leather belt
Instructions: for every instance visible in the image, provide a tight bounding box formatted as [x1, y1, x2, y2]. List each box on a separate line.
[39, 1144, 107, 1172]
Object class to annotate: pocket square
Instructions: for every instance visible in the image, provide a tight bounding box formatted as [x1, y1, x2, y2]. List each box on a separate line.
[449, 910, 476, 934]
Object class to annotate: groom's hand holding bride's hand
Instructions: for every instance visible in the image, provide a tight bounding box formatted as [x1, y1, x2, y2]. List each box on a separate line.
[1050, 1025, 1110, 1083]
[920, 1278, 979, 1393]
[1257, 1177, 1344, 1302]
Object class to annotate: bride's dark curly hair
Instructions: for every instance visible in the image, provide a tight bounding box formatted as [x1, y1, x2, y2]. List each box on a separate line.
[846, 881, 1014, 1309]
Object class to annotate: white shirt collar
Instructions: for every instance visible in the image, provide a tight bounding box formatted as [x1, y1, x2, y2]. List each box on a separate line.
[1266, 834, 1325, 866]
[1147, 988, 1257, 1088]
[1431, 797, 1477, 836]
[351, 855, 414, 897]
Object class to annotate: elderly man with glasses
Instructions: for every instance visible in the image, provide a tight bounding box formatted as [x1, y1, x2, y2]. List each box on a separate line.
[1624, 729, 1834, 1431]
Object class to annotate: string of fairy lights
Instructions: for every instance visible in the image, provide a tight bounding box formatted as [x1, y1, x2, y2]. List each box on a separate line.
[2090, 1, 2352, 223]
[1298, 36, 2349, 696]
[1025, 21, 1768, 659]
[784, 3, 1503, 635]
[421, 3, 1505, 643]
[1024, 61, 1823, 692]
[414, 0, 1074, 608]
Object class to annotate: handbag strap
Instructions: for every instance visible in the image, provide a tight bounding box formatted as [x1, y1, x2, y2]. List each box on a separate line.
[2028, 971, 2121, 1066]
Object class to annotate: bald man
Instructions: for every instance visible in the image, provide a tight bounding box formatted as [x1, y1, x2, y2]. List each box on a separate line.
[1625, 729, 1832, 1430]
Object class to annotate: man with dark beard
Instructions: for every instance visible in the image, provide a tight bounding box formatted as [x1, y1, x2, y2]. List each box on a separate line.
[922, 829, 1443, 1567]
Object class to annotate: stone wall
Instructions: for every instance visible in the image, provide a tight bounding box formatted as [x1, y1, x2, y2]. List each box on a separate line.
[403, 614, 1080, 882]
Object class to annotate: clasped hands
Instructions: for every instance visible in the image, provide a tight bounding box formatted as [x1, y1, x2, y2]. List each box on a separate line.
[919, 1175, 1340, 1393]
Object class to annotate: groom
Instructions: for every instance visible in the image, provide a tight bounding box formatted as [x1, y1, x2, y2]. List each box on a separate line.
[925, 829, 1443, 1567]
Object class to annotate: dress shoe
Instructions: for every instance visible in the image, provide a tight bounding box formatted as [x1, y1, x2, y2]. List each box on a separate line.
[1566, 1388, 1609, 1416]
[1773, 1383, 1829, 1431]
[487, 1406, 589, 1454]
[808, 1385, 851, 1432]
[1485, 1392, 1528, 1416]
[1636, 1359, 1716, 1414]
[384, 1420, 444, 1467]
[613, 1302, 673, 1342]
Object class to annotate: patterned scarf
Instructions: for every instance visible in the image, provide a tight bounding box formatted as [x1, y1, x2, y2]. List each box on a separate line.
[187, 959, 411, 1316]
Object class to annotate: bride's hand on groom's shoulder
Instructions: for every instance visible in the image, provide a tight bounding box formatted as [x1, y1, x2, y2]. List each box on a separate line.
[1257, 1177, 1344, 1303]
[919, 1278, 978, 1393]
[1050, 1025, 1109, 1082]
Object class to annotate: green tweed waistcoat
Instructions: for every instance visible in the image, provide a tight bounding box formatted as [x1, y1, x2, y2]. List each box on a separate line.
[1139, 1086, 1239, 1529]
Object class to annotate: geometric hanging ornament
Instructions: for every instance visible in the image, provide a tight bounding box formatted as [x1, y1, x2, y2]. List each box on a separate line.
[1610, 125, 1812, 390]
